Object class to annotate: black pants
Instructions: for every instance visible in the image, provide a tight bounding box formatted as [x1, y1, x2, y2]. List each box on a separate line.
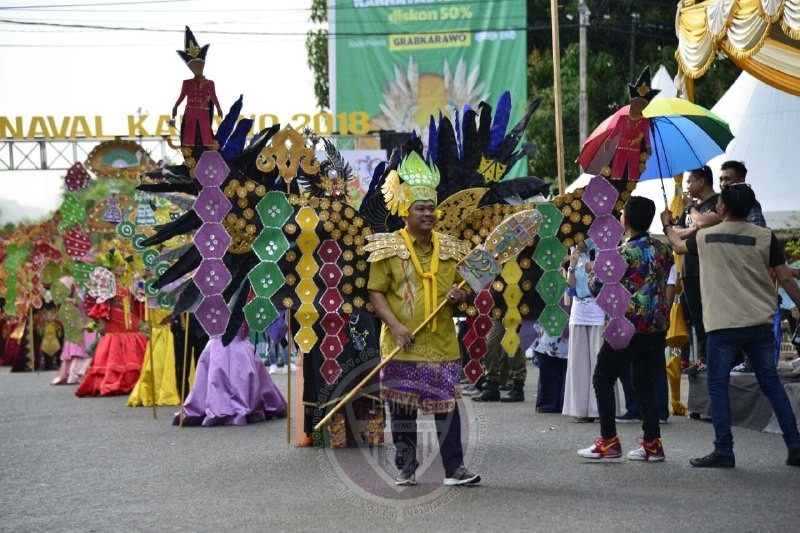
[682, 276, 706, 361]
[388, 401, 464, 477]
[593, 332, 666, 442]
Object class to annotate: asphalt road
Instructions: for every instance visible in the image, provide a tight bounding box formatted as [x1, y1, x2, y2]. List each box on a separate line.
[2, 365, 798, 532]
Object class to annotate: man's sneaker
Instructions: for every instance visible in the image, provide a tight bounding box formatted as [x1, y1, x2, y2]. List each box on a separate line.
[578, 436, 622, 459]
[268, 363, 278, 374]
[787, 448, 800, 467]
[615, 412, 641, 424]
[690, 451, 735, 468]
[394, 470, 416, 486]
[627, 437, 665, 462]
[730, 361, 753, 374]
[683, 362, 706, 375]
[443, 466, 481, 486]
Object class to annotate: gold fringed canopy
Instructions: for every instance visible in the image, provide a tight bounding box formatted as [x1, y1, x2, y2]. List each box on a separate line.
[676, 0, 800, 96]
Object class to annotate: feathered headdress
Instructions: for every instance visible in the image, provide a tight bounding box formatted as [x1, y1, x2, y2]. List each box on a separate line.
[381, 151, 440, 217]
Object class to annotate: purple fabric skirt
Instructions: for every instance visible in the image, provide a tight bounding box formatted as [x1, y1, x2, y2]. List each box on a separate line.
[61, 332, 98, 361]
[380, 359, 461, 414]
[173, 337, 287, 427]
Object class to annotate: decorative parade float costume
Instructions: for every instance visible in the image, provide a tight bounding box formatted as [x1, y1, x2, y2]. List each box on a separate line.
[76, 254, 147, 397]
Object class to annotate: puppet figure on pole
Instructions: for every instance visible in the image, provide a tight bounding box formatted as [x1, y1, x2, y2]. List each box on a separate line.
[171, 26, 223, 164]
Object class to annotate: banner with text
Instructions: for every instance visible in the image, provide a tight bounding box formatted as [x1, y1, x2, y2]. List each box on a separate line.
[330, 0, 527, 138]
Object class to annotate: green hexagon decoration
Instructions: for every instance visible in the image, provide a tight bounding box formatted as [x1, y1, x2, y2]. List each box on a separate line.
[256, 191, 293, 228]
[533, 236, 567, 270]
[253, 228, 290, 262]
[248, 261, 284, 298]
[536, 270, 568, 305]
[535, 203, 564, 238]
[50, 279, 71, 305]
[539, 304, 569, 337]
[72, 260, 93, 288]
[244, 296, 279, 332]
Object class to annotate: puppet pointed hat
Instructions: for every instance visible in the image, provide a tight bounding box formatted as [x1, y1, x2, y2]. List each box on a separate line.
[381, 150, 440, 217]
[177, 26, 210, 65]
[628, 66, 660, 102]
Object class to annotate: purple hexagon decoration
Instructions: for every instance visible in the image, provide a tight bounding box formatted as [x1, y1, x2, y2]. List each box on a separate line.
[195, 188, 232, 223]
[195, 224, 232, 259]
[195, 259, 232, 296]
[604, 316, 636, 350]
[593, 249, 629, 284]
[196, 294, 231, 338]
[195, 151, 230, 187]
[583, 176, 619, 216]
[595, 282, 632, 319]
[587, 214, 625, 250]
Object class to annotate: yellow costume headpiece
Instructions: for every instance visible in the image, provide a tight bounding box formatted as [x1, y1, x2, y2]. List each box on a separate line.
[381, 151, 440, 217]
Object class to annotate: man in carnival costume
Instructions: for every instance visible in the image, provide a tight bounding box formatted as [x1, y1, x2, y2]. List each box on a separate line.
[366, 151, 481, 487]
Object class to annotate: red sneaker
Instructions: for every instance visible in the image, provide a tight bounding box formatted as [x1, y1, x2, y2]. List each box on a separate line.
[578, 436, 622, 459]
[627, 437, 665, 462]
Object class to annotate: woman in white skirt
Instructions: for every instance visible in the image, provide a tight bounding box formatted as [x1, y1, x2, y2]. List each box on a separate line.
[562, 239, 621, 421]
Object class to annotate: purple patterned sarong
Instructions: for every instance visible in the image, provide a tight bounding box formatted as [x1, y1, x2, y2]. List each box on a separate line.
[380, 359, 461, 414]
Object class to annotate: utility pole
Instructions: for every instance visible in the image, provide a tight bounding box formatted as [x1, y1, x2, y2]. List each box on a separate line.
[630, 12, 640, 80]
[578, 0, 591, 146]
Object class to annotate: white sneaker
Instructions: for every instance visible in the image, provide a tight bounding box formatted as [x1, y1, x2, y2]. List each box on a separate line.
[269, 364, 278, 374]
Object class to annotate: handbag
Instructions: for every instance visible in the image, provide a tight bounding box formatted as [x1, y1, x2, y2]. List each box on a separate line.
[666, 297, 689, 348]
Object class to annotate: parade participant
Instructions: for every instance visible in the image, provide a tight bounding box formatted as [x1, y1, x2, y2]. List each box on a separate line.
[367, 151, 480, 486]
[578, 196, 673, 461]
[76, 251, 147, 397]
[127, 283, 180, 407]
[172, 26, 223, 149]
[50, 276, 96, 386]
[562, 238, 620, 422]
[173, 321, 286, 427]
[661, 184, 800, 468]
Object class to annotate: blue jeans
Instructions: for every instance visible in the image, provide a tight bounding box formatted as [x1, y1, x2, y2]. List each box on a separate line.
[706, 325, 800, 456]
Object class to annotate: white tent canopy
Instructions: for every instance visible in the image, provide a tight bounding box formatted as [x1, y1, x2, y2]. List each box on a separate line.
[708, 71, 800, 227]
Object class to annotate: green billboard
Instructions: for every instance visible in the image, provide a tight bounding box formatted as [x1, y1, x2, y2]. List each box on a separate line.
[330, 0, 528, 137]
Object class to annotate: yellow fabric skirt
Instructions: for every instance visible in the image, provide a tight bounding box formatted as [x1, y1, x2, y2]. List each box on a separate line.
[127, 309, 180, 406]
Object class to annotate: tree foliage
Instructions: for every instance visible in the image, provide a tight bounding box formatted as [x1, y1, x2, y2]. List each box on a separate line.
[306, 0, 329, 109]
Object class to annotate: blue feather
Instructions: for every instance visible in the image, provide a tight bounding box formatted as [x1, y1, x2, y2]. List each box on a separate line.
[454, 109, 463, 163]
[215, 95, 243, 147]
[427, 115, 439, 165]
[489, 91, 511, 154]
[221, 118, 253, 158]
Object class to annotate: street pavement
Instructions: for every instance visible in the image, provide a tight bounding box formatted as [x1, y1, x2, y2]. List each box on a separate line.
[2, 365, 798, 532]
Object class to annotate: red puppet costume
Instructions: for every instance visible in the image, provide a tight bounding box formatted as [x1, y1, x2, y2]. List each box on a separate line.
[605, 66, 660, 182]
[172, 26, 222, 148]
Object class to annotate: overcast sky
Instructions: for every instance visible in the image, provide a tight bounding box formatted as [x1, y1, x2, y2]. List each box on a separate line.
[0, 0, 317, 222]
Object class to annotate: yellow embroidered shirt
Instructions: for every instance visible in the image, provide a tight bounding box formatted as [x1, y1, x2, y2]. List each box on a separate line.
[366, 231, 469, 363]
